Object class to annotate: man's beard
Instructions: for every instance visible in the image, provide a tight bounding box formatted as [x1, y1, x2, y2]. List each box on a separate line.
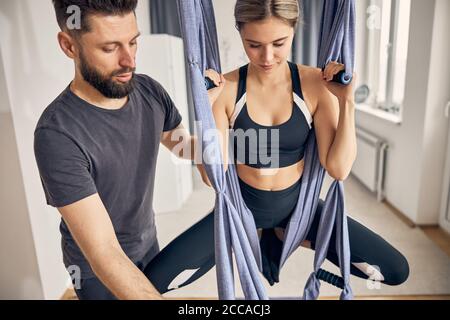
[79, 50, 136, 99]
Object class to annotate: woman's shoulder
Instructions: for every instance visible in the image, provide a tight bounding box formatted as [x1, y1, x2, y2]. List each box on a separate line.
[222, 69, 240, 98]
[209, 68, 238, 119]
[296, 64, 327, 114]
[296, 64, 322, 81]
[223, 68, 240, 83]
[296, 64, 329, 91]
[214, 68, 241, 116]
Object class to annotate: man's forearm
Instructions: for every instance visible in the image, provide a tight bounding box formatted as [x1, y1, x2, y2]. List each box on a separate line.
[90, 246, 162, 300]
[176, 135, 199, 162]
[189, 135, 199, 162]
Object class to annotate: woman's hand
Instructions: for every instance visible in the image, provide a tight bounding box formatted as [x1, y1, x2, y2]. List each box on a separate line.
[322, 61, 356, 105]
[205, 69, 225, 106]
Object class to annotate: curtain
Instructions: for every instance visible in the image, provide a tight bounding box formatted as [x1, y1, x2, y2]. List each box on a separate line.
[292, 0, 324, 66]
[150, 0, 181, 37]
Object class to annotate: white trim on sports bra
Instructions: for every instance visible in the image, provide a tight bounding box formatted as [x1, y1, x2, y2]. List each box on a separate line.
[230, 92, 247, 128]
[293, 93, 313, 130]
[230, 92, 313, 130]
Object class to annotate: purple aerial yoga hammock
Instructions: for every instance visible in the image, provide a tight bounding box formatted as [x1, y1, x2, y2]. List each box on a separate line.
[176, 0, 355, 300]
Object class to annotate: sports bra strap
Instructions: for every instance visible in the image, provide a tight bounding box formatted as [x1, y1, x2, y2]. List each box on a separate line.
[236, 64, 248, 104]
[238, 62, 303, 101]
[288, 61, 304, 100]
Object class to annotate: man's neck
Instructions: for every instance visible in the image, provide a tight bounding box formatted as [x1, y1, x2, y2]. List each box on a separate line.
[70, 75, 128, 110]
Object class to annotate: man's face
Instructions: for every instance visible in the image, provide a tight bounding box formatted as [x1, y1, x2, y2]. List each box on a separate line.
[75, 12, 140, 99]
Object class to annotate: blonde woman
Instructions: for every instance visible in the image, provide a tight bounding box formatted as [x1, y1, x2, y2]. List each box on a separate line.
[144, 0, 409, 293]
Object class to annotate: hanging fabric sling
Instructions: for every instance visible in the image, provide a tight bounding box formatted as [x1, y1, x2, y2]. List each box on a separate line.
[176, 0, 355, 300]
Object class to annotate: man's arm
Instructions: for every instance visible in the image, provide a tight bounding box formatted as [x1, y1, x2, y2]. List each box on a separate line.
[160, 123, 212, 186]
[58, 193, 163, 300]
[159, 69, 225, 186]
[160, 123, 197, 161]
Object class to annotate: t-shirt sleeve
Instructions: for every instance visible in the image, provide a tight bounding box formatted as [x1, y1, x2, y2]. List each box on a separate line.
[155, 82, 183, 132]
[34, 128, 98, 208]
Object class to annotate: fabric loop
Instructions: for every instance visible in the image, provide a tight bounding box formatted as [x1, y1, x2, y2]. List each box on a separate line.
[303, 272, 321, 300]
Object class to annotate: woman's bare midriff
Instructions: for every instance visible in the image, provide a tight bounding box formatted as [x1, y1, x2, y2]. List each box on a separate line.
[236, 159, 305, 191]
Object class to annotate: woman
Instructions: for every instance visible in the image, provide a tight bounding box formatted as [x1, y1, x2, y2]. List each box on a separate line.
[144, 0, 409, 293]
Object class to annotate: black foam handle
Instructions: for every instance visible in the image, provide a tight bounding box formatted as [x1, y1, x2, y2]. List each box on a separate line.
[317, 268, 345, 289]
[204, 77, 217, 90]
[322, 69, 353, 85]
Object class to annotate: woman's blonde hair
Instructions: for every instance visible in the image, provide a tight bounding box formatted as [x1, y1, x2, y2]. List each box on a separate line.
[234, 0, 303, 31]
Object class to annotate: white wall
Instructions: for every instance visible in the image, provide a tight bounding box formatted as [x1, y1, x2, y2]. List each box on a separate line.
[136, 0, 151, 35]
[212, 0, 248, 73]
[355, 0, 449, 225]
[0, 0, 73, 300]
[416, 0, 450, 224]
[0, 49, 42, 299]
[0, 0, 152, 299]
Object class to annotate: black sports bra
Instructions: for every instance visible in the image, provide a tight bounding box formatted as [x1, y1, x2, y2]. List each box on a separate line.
[230, 62, 313, 169]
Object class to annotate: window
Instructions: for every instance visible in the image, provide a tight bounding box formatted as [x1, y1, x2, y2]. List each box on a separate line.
[356, 0, 411, 117]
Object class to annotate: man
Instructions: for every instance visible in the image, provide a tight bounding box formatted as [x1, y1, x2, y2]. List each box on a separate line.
[34, 0, 224, 300]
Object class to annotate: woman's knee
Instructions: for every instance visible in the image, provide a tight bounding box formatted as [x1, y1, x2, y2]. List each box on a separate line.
[381, 252, 410, 286]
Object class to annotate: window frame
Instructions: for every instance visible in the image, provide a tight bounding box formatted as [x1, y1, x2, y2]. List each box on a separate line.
[356, 0, 411, 122]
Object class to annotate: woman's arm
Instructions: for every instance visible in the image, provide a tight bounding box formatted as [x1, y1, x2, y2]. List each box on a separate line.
[211, 82, 231, 173]
[313, 63, 357, 180]
[193, 88, 231, 187]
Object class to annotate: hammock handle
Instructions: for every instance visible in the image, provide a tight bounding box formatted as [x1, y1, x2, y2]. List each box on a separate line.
[205, 77, 217, 90]
[332, 70, 353, 85]
[317, 268, 345, 289]
[321, 68, 353, 85]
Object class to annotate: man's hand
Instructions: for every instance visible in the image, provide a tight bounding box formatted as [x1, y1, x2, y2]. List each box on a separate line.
[196, 163, 212, 187]
[205, 69, 225, 106]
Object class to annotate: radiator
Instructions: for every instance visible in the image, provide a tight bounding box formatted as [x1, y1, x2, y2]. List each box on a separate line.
[351, 126, 388, 201]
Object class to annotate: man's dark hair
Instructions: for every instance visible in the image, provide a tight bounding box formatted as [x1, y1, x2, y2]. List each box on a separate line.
[52, 0, 138, 36]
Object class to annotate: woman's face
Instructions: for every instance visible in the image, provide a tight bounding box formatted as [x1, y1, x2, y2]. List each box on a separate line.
[239, 16, 294, 73]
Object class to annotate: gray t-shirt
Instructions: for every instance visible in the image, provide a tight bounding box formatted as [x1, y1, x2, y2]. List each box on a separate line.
[34, 74, 182, 279]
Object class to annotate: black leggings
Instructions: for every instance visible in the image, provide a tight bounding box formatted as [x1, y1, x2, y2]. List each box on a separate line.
[144, 200, 410, 294]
